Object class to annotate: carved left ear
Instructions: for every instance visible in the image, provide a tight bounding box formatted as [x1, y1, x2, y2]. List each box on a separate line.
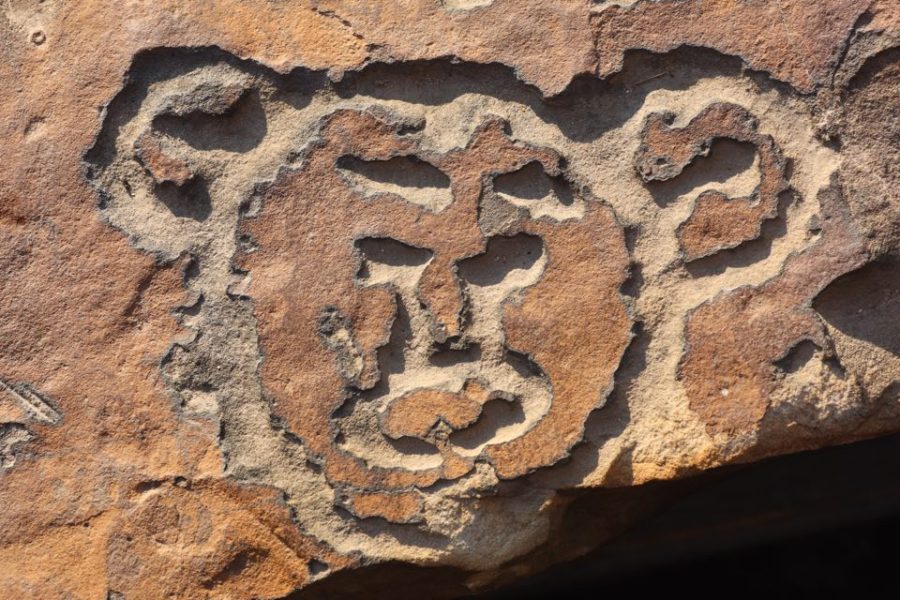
[128, 82, 264, 222]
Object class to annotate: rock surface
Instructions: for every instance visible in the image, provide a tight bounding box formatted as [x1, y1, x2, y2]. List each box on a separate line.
[0, 1, 897, 598]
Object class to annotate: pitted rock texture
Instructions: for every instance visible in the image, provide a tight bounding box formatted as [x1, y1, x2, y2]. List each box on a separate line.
[1, 1, 898, 598]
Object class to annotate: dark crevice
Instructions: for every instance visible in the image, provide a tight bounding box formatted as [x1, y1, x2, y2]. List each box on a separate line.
[644, 139, 757, 208]
[506, 349, 545, 379]
[355, 237, 433, 273]
[338, 155, 450, 191]
[814, 257, 900, 354]
[384, 435, 440, 458]
[429, 341, 482, 368]
[155, 177, 212, 221]
[154, 88, 268, 153]
[774, 339, 818, 373]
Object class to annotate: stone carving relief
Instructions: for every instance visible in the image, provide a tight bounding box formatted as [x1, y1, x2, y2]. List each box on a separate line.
[84, 49, 871, 566]
[0, 379, 62, 472]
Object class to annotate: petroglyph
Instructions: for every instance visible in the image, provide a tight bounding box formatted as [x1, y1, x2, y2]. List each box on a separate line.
[0, 0, 895, 595]
[0, 424, 32, 471]
[83, 48, 882, 567]
[680, 181, 868, 437]
[0, 379, 62, 426]
[0, 380, 61, 473]
[238, 108, 631, 498]
[634, 103, 788, 261]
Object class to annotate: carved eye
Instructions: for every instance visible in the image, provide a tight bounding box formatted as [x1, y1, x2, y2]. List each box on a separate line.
[493, 161, 584, 220]
[337, 155, 452, 211]
[355, 237, 433, 286]
[152, 87, 267, 153]
[457, 233, 544, 289]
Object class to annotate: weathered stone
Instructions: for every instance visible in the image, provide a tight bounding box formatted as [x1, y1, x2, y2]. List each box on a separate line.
[0, 1, 897, 598]
[681, 179, 868, 438]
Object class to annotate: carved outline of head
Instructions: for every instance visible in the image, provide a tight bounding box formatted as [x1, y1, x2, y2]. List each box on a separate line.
[236, 108, 633, 513]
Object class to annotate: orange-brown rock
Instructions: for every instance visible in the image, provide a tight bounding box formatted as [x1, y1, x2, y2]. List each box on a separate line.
[135, 132, 195, 186]
[345, 490, 424, 524]
[680, 180, 868, 437]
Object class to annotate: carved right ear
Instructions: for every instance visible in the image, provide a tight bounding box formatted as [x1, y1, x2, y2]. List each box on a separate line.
[337, 155, 452, 212]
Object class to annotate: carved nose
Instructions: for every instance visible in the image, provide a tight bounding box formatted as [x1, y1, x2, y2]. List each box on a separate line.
[418, 258, 463, 340]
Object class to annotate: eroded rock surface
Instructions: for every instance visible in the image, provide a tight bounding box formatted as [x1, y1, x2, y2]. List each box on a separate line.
[1, 1, 897, 598]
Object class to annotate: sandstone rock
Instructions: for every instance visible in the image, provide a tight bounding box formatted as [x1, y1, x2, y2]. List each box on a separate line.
[0, 1, 897, 598]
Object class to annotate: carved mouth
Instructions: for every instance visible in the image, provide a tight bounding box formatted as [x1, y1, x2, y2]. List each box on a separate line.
[379, 382, 524, 453]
